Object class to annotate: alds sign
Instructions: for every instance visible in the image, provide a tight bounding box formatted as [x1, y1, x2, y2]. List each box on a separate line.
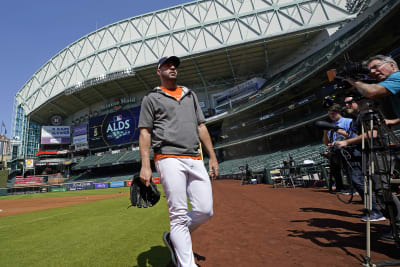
[89, 107, 140, 148]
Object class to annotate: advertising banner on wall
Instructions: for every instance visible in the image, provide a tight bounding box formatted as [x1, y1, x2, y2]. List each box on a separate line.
[73, 135, 87, 145]
[95, 183, 109, 189]
[73, 124, 87, 136]
[88, 107, 140, 148]
[50, 187, 67, 192]
[25, 159, 34, 169]
[110, 181, 125, 188]
[41, 126, 71, 144]
[68, 182, 93, 191]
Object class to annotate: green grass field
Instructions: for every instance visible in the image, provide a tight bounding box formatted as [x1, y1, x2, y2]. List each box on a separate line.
[0, 186, 172, 267]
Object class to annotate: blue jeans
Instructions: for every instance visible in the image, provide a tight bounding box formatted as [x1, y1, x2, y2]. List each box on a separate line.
[347, 160, 382, 215]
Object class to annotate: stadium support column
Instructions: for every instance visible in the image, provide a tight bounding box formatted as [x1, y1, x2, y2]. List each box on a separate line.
[265, 137, 271, 153]
[22, 115, 30, 177]
[225, 48, 236, 83]
[263, 40, 270, 79]
[191, 56, 210, 110]
[0, 139, 4, 169]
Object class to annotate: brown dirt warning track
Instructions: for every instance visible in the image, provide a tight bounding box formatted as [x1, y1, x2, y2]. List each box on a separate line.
[191, 180, 399, 267]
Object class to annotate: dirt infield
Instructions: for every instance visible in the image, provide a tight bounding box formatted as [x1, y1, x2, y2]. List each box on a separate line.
[191, 180, 399, 267]
[0, 193, 128, 217]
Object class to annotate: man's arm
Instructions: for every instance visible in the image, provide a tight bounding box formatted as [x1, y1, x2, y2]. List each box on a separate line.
[335, 130, 377, 148]
[385, 118, 400, 126]
[347, 79, 391, 98]
[198, 123, 219, 176]
[322, 130, 329, 146]
[335, 135, 362, 148]
[139, 128, 152, 186]
[336, 129, 349, 138]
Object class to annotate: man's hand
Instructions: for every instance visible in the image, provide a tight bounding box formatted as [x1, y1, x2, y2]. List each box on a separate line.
[334, 140, 348, 148]
[345, 77, 357, 88]
[208, 157, 219, 177]
[139, 166, 152, 187]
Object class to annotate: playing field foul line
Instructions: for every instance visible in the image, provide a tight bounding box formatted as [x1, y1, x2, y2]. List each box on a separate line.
[0, 212, 73, 229]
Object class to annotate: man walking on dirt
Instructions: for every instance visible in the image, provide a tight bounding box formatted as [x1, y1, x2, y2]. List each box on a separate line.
[138, 56, 219, 267]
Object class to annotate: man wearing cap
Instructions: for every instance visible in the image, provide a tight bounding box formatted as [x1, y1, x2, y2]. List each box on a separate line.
[138, 56, 219, 267]
[335, 96, 386, 222]
[322, 104, 351, 193]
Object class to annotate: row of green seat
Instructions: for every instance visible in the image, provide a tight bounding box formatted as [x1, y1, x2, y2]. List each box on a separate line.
[72, 150, 142, 170]
[215, 143, 327, 175]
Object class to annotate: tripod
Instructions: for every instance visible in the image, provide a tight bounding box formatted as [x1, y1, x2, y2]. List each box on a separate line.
[359, 108, 400, 267]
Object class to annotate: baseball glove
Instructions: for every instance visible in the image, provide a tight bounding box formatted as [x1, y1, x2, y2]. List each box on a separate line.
[129, 175, 160, 208]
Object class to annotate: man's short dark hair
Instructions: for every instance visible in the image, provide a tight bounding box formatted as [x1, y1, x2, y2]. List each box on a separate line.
[328, 103, 342, 113]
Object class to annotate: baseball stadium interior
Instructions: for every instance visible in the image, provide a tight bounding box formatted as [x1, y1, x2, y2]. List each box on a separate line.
[2, 0, 400, 199]
[3, 1, 400, 266]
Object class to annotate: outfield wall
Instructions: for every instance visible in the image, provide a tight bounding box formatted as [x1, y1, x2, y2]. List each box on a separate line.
[5, 177, 161, 196]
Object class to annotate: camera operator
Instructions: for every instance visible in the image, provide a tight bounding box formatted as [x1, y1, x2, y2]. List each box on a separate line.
[335, 95, 386, 222]
[345, 55, 400, 125]
[322, 104, 351, 193]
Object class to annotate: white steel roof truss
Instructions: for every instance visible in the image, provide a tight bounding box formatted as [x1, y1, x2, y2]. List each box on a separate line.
[203, 25, 224, 48]
[109, 48, 130, 73]
[119, 45, 134, 67]
[237, 17, 261, 40]
[110, 23, 125, 43]
[16, 0, 361, 115]
[322, 0, 351, 20]
[171, 32, 190, 55]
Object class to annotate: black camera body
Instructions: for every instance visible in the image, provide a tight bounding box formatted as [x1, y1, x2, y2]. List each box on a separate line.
[342, 62, 370, 78]
[322, 61, 375, 108]
[322, 95, 335, 108]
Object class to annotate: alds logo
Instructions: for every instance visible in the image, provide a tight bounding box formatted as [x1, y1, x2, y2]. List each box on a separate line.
[105, 114, 131, 141]
[106, 120, 131, 133]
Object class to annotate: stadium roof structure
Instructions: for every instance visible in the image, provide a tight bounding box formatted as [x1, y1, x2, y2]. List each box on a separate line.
[15, 0, 367, 124]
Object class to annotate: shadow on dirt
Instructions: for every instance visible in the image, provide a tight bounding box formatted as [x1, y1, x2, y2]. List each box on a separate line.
[288, 207, 399, 263]
[135, 246, 207, 267]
